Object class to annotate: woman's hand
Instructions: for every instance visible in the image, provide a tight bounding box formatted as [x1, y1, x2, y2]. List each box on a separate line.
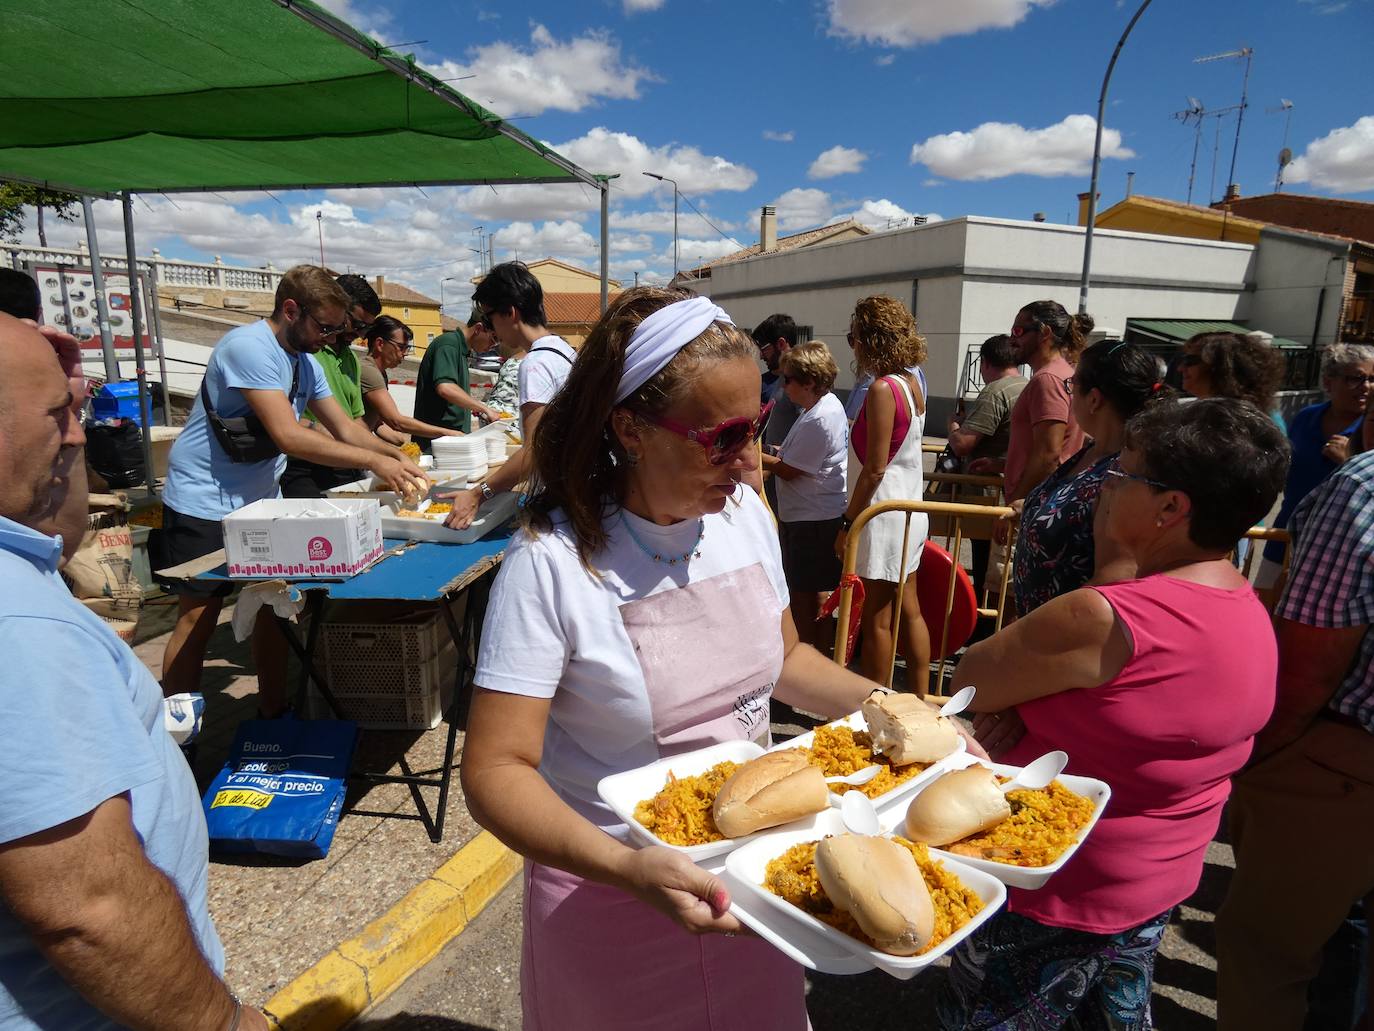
[993, 499, 1022, 546]
[1322, 434, 1351, 465]
[615, 846, 744, 936]
[971, 708, 1027, 760]
[833, 526, 848, 560]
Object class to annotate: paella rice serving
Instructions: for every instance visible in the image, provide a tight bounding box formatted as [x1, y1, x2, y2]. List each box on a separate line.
[943, 780, 1094, 867]
[633, 761, 739, 846]
[804, 725, 928, 799]
[765, 836, 983, 954]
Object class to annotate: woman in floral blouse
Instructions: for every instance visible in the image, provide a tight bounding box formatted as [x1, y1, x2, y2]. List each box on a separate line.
[1012, 340, 1173, 616]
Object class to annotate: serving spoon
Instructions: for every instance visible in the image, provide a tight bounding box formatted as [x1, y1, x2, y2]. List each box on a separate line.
[825, 765, 882, 787]
[839, 789, 882, 836]
[1000, 750, 1068, 793]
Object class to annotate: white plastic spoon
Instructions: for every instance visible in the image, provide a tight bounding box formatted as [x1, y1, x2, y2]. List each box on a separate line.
[825, 765, 882, 787]
[840, 788, 881, 836]
[1000, 750, 1068, 793]
[937, 685, 976, 718]
[415, 498, 433, 514]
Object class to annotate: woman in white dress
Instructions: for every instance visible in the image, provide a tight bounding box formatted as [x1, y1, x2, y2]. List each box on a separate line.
[834, 295, 931, 690]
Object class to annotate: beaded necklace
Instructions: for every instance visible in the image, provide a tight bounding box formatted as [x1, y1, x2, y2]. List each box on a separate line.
[619, 511, 704, 565]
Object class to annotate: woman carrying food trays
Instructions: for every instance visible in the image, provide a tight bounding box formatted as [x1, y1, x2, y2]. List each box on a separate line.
[939, 399, 1290, 1029]
[461, 288, 927, 1029]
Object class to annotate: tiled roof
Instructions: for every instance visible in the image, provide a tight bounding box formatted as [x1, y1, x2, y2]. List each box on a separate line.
[544, 291, 620, 325]
[681, 219, 873, 277]
[373, 279, 440, 306]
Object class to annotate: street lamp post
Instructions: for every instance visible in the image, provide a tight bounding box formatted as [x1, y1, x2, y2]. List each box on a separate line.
[1078, 0, 1154, 315]
[316, 210, 325, 267]
[643, 171, 679, 276]
[440, 276, 459, 312]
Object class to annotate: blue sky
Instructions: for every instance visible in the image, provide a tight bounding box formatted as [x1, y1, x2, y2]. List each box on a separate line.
[39, 0, 1374, 312]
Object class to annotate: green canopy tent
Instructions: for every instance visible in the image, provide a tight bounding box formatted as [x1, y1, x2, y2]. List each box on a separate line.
[0, 0, 610, 488]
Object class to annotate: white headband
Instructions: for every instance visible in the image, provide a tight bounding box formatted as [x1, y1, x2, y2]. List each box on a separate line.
[614, 296, 735, 404]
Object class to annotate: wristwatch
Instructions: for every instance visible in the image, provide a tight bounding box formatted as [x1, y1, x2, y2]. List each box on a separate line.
[477, 481, 495, 503]
[839, 514, 853, 530]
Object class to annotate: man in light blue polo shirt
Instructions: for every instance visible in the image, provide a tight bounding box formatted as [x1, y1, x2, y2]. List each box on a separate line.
[157, 265, 425, 716]
[0, 313, 268, 1030]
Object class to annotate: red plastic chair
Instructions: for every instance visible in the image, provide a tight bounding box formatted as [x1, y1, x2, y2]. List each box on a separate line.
[915, 540, 979, 660]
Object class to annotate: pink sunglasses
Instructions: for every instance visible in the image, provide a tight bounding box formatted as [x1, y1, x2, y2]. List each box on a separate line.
[636, 400, 775, 465]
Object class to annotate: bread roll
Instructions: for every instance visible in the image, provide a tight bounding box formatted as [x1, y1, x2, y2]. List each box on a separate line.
[861, 690, 961, 766]
[903, 767, 1011, 846]
[815, 834, 935, 956]
[711, 750, 828, 837]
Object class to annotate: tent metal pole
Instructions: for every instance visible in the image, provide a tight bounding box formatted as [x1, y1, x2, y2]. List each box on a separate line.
[121, 193, 158, 498]
[144, 267, 173, 425]
[599, 183, 609, 314]
[80, 196, 120, 383]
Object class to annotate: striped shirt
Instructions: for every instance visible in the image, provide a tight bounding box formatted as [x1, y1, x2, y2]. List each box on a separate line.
[1276, 449, 1374, 734]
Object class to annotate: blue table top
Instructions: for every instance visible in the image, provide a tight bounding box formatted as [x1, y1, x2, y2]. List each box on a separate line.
[194, 526, 515, 601]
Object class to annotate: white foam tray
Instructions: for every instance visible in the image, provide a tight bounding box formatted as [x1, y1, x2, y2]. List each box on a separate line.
[378, 491, 520, 544]
[597, 740, 775, 863]
[767, 710, 966, 811]
[905, 760, 1111, 890]
[724, 808, 1006, 979]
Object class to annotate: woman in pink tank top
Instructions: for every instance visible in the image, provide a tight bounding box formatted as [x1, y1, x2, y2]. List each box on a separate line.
[938, 398, 1291, 1030]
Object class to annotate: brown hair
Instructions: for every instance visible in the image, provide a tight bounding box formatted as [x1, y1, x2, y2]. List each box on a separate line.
[272, 265, 350, 318]
[525, 287, 755, 568]
[1184, 332, 1285, 411]
[779, 341, 839, 392]
[1018, 300, 1094, 364]
[850, 295, 927, 376]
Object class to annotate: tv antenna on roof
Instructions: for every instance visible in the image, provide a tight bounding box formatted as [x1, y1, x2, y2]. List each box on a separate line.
[1194, 47, 1254, 203]
[1267, 99, 1295, 191]
[1172, 96, 1241, 205]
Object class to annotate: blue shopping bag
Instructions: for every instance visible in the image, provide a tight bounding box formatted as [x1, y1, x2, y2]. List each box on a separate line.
[203, 717, 358, 860]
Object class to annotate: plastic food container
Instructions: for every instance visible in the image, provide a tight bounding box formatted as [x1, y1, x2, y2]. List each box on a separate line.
[725, 808, 1006, 980]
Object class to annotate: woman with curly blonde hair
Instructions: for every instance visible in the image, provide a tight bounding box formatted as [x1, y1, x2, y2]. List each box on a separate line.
[835, 295, 931, 689]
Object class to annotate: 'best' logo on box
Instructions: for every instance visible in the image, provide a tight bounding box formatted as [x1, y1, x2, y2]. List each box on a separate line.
[307, 536, 333, 561]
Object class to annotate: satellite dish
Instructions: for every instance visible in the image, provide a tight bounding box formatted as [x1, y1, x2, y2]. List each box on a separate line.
[1278, 147, 1293, 168]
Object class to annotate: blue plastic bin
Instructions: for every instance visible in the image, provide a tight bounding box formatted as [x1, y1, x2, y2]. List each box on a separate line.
[91, 381, 146, 426]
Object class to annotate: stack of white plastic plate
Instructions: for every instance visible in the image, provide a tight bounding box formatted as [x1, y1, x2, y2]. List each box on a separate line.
[430, 436, 488, 481]
[481, 433, 506, 463]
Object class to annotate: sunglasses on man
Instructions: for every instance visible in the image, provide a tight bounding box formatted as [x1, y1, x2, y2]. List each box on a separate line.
[635, 400, 775, 465]
[1010, 321, 1042, 338]
[305, 311, 351, 338]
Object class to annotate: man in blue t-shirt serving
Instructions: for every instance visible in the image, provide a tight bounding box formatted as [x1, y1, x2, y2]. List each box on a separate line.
[0, 313, 268, 1030]
[158, 265, 425, 716]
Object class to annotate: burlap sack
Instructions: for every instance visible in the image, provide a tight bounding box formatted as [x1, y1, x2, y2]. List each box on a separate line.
[62, 494, 143, 643]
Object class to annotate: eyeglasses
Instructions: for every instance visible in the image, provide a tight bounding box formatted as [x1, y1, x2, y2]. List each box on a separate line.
[636, 400, 775, 465]
[754, 338, 777, 356]
[349, 316, 374, 337]
[478, 307, 498, 331]
[1340, 373, 1374, 388]
[1102, 457, 1174, 491]
[305, 311, 350, 338]
[1010, 321, 1041, 338]
[384, 335, 412, 354]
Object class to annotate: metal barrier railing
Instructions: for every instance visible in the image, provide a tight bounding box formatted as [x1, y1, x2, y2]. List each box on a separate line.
[831, 497, 1294, 693]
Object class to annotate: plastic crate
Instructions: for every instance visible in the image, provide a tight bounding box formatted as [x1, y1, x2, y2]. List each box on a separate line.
[321, 600, 464, 668]
[317, 638, 457, 730]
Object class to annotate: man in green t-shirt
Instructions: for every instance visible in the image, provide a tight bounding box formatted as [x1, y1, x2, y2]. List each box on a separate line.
[281, 273, 383, 496]
[413, 311, 498, 446]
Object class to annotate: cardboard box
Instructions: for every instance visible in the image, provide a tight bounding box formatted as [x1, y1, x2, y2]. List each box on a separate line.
[223, 498, 384, 579]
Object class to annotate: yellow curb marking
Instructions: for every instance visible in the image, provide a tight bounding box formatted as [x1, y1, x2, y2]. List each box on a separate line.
[262, 830, 518, 1031]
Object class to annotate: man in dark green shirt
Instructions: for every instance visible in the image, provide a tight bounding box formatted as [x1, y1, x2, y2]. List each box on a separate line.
[413, 313, 497, 445]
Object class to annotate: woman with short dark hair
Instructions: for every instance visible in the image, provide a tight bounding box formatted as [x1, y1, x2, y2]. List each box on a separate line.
[941, 398, 1291, 1030]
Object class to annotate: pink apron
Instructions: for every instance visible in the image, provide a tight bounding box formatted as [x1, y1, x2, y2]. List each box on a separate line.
[522, 563, 809, 1031]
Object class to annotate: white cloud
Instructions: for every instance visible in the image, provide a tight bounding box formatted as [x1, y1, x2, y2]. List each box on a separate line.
[1285, 116, 1374, 194]
[875, 53, 897, 66]
[827, 0, 1053, 46]
[623, 0, 665, 10]
[315, 0, 393, 41]
[672, 238, 743, 265]
[773, 188, 835, 231]
[910, 114, 1134, 181]
[453, 182, 602, 222]
[431, 25, 653, 117]
[808, 145, 868, 179]
[491, 220, 599, 261]
[610, 232, 655, 254]
[844, 198, 942, 229]
[763, 130, 795, 142]
[610, 208, 737, 235]
[554, 127, 758, 197]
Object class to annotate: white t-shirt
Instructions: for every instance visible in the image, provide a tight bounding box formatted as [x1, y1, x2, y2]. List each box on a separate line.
[517, 334, 576, 408]
[776, 392, 849, 522]
[474, 485, 789, 835]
